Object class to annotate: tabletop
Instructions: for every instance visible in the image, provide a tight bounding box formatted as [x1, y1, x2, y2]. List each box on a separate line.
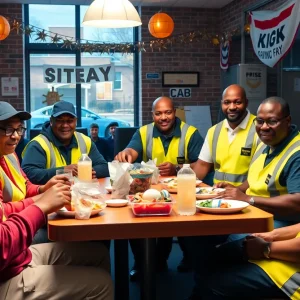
[48, 177, 274, 241]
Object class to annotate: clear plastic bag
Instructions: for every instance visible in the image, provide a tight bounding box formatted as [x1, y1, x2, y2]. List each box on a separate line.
[128, 163, 154, 194]
[72, 181, 104, 219]
[108, 161, 132, 199]
[141, 158, 159, 184]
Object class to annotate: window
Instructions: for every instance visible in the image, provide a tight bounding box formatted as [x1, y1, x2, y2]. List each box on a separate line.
[114, 72, 122, 90]
[25, 4, 138, 133]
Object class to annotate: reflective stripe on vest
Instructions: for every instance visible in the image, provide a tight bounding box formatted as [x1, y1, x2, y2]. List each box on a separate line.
[247, 134, 300, 199]
[211, 118, 257, 183]
[281, 272, 300, 298]
[250, 144, 267, 165]
[34, 132, 88, 168]
[0, 154, 26, 203]
[145, 123, 189, 161]
[214, 170, 247, 183]
[268, 140, 300, 197]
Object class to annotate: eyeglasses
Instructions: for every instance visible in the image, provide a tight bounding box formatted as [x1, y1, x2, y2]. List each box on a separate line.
[253, 116, 289, 128]
[0, 127, 26, 136]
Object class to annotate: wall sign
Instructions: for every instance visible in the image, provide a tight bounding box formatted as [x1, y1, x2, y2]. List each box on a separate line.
[162, 72, 199, 87]
[169, 88, 191, 98]
[43, 64, 114, 84]
[146, 73, 160, 79]
[1, 77, 19, 96]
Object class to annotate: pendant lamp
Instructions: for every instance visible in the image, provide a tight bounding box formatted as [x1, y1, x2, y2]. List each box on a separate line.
[148, 12, 174, 39]
[82, 0, 142, 28]
[0, 16, 10, 41]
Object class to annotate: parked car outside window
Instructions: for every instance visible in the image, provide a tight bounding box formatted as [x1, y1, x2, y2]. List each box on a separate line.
[30, 105, 131, 137]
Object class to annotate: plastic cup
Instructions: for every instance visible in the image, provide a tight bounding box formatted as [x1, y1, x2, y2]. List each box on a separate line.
[56, 169, 73, 183]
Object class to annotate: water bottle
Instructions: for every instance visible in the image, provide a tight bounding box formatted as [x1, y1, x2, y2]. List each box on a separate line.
[78, 153, 92, 181]
[177, 164, 196, 216]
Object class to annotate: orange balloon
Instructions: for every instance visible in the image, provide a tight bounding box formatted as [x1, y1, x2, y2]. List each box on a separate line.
[148, 13, 174, 39]
[0, 16, 10, 41]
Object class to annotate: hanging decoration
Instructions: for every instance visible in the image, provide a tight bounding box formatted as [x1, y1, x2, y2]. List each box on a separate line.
[0, 15, 10, 41]
[148, 12, 174, 38]
[250, 0, 300, 68]
[2, 16, 241, 54]
[220, 40, 230, 70]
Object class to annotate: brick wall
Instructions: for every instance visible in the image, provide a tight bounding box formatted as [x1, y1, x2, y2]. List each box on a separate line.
[0, 4, 24, 110]
[140, 7, 221, 125]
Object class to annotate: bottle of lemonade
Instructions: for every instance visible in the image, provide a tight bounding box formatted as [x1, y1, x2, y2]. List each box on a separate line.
[78, 153, 92, 181]
[177, 164, 196, 216]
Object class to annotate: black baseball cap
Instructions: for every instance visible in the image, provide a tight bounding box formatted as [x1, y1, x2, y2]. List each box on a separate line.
[108, 121, 119, 127]
[0, 101, 31, 121]
[51, 101, 77, 118]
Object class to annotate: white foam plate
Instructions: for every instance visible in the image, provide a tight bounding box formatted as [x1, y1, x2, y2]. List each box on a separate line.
[56, 207, 104, 217]
[195, 187, 225, 199]
[196, 199, 249, 214]
[105, 199, 128, 207]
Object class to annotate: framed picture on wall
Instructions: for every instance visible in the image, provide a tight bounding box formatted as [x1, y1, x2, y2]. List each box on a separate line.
[162, 72, 199, 87]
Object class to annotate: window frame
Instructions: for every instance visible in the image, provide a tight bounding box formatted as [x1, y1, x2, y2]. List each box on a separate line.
[23, 4, 139, 128]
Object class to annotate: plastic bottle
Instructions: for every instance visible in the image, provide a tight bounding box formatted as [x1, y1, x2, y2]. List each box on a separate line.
[177, 164, 196, 216]
[78, 153, 92, 181]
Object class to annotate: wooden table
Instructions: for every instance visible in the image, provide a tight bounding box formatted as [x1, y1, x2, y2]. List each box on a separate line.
[48, 177, 274, 300]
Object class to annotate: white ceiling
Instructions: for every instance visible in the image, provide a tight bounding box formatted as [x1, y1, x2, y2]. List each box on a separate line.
[1, 0, 234, 8]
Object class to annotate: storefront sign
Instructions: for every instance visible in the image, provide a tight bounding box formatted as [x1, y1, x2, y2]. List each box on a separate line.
[170, 88, 191, 98]
[250, 0, 300, 68]
[43, 65, 114, 84]
[220, 41, 230, 70]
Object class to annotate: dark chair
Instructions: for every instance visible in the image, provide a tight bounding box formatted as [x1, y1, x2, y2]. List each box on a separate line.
[29, 127, 88, 140]
[114, 127, 139, 156]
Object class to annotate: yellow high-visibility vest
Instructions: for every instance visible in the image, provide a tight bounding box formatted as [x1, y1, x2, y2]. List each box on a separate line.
[207, 114, 259, 186]
[140, 121, 197, 165]
[247, 134, 300, 197]
[23, 131, 91, 169]
[0, 153, 27, 202]
[250, 233, 300, 300]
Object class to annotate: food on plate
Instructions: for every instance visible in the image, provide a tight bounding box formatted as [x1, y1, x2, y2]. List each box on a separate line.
[197, 188, 217, 195]
[164, 178, 201, 190]
[197, 199, 231, 208]
[129, 169, 153, 194]
[65, 199, 105, 211]
[129, 189, 171, 203]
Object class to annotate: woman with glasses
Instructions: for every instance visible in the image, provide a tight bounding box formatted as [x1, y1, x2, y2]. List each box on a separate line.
[0, 102, 70, 204]
[0, 101, 113, 300]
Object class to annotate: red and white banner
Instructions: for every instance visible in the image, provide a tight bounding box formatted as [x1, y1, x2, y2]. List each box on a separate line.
[220, 41, 230, 70]
[250, 0, 300, 68]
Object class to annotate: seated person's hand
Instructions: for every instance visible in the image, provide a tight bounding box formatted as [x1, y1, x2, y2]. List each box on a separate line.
[64, 164, 78, 176]
[252, 231, 276, 242]
[92, 169, 96, 179]
[34, 183, 71, 214]
[214, 182, 235, 189]
[114, 149, 133, 163]
[222, 187, 249, 202]
[243, 235, 269, 260]
[158, 162, 176, 176]
[39, 174, 71, 193]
